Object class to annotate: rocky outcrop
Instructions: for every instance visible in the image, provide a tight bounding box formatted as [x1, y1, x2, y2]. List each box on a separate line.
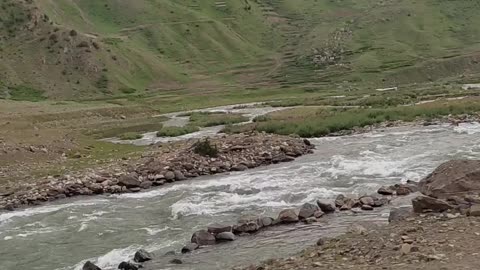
[0, 133, 314, 211]
[419, 160, 480, 199]
[412, 196, 454, 213]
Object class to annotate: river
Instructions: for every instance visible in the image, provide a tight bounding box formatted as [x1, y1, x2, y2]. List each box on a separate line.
[2, 123, 480, 270]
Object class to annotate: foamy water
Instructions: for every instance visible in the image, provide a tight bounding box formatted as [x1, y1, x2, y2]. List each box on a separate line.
[1, 123, 480, 270]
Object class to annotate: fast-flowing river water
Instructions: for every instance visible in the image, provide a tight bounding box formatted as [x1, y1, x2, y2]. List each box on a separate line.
[2, 123, 480, 270]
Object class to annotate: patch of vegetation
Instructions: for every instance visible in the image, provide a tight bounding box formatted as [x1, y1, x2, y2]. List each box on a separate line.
[9, 85, 46, 102]
[88, 122, 164, 139]
[224, 99, 480, 137]
[193, 138, 218, 157]
[156, 125, 200, 137]
[120, 88, 137, 94]
[189, 112, 249, 127]
[118, 132, 143, 140]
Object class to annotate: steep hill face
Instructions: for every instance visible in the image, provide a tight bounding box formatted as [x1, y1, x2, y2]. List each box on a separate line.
[2, 0, 480, 100]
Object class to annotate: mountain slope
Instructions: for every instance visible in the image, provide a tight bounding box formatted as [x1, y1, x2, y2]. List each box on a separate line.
[2, 0, 480, 100]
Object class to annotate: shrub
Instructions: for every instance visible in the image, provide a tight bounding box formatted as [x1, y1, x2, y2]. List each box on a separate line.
[193, 139, 218, 157]
[119, 132, 142, 140]
[156, 126, 200, 137]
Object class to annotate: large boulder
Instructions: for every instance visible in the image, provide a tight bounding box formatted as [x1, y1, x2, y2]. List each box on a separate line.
[82, 261, 101, 270]
[277, 209, 299, 223]
[412, 196, 454, 213]
[133, 249, 152, 263]
[419, 160, 480, 199]
[317, 200, 336, 213]
[388, 207, 413, 223]
[118, 175, 141, 188]
[191, 230, 216, 245]
[298, 203, 320, 219]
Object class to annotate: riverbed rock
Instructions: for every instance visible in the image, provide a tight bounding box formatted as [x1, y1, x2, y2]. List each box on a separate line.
[207, 223, 232, 234]
[233, 216, 260, 233]
[419, 160, 480, 199]
[139, 181, 152, 189]
[134, 249, 152, 263]
[361, 205, 373, 211]
[389, 207, 413, 223]
[335, 194, 346, 207]
[170, 258, 183, 264]
[191, 230, 216, 245]
[314, 210, 325, 218]
[174, 170, 186, 181]
[82, 261, 102, 270]
[304, 217, 317, 224]
[232, 164, 248, 171]
[181, 243, 199, 253]
[468, 204, 480, 216]
[378, 186, 395, 195]
[216, 231, 236, 241]
[277, 209, 299, 223]
[298, 203, 320, 219]
[317, 200, 336, 213]
[412, 196, 454, 213]
[359, 196, 375, 206]
[395, 185, 412, 196]
[118, 175, 140, 188]
[164, 171, 175, 181]
[118, 261, 138, 270]
[258, 216, 274, 227]
[373, 197, 389, 207]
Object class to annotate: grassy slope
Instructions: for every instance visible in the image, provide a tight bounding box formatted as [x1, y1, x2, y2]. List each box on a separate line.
[2, 0, 480, 100]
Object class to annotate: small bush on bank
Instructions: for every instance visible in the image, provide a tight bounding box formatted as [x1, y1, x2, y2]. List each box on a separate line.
[156, 126, 200, 137]
[193, 138, 218, 157]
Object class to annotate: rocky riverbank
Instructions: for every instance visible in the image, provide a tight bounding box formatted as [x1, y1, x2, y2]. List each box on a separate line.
[0, 133, 314, 211]
[239, 159, 480, 270]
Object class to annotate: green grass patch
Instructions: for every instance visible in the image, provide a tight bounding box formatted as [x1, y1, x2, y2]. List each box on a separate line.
[189, 112, 249, 127]
[156, 125, 200, 137]
[87, 122, 164, 138]
[118, 132, 143, 140]
[9, 85, 46, 102]
[224, 99, 480, 137]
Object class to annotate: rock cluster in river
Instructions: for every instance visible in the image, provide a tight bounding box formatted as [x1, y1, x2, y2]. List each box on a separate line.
[0, 133, 314, 211]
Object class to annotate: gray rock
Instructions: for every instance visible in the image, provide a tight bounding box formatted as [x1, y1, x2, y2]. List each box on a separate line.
[316, 238, 325, 246]
[373, 197, 389, 207]
[359, 196, 374, 206]
[389, 207, 413, 223]
[316, 200, 335, 213]
[298, 203, 320, 219]
[313, 210, 325, 218]
[181, 243, 199, 253]
[216, 232, 236, 241]
[164, 171, 175, 181]
[118, 261, 138, 270]
[170, 258, 183, 264]
[191, 230, 216, 245]
[412, 196, 454, 213]
[277, 209, 299, 223]
[419, 160, 480, 199]
[335, 194, 346, 207]
[257, 216, 274, 227]
[134, 249, 152, 263]
[468, 204, 480, 216]
[232, 164, 248, 171]
[233, 216, 260, 233]
[207, 223, 232, 234]
[378, 186, 394, 195]
[304, 217, 317, 224]
[361, 205, 373, 211]
[174, 170, 186, 181]
[82, 261, 101, 270]
[118, 175, 140, 188]
[139, 181, 152, 189]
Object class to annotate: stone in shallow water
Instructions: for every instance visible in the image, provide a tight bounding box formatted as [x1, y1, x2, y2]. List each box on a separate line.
[277, 209, 299, 223]
[317, 200, 335, 213]
[191, 230, 216, 245]
[170, 258, 183, 264]
[82, 261, 101, 270]
[181, 243, 199, 253]
[258, 216, 274, 227]
[298, 203, 320, 219]
[134, 249, 152, 263]
[216, 232, 236, 241]
[207, 223, 232, 234]
[118, 261, 139, 270]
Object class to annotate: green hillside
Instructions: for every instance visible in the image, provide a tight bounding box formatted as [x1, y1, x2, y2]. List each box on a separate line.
[2, 0, 480, 100]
